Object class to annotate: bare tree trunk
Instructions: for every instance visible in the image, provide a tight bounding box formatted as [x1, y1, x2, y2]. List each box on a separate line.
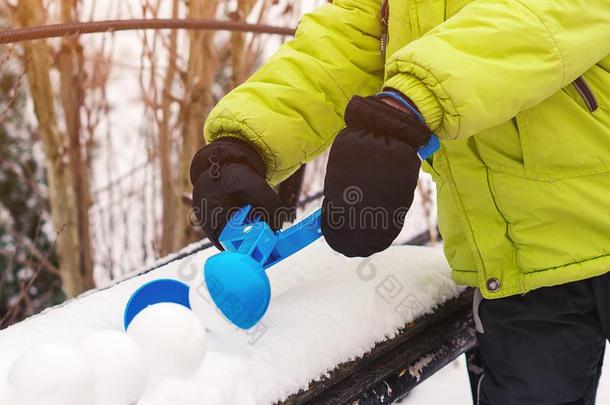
[230, 0, 258, 86]
[174, 0, 220, 248]
[57, 0, 95, 290]
[158, 0, 180, 256]
[15, 0, 84, 297]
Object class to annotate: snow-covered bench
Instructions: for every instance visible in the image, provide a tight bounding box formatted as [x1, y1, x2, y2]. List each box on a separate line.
[0, 240, 473, 404]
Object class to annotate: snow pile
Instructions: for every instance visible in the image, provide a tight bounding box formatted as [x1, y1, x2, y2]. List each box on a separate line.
[0, 241, 461, 404]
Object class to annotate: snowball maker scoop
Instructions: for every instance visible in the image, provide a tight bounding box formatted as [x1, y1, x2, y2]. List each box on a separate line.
[206, 206, 322, 329]
[123, 206, 322, 330]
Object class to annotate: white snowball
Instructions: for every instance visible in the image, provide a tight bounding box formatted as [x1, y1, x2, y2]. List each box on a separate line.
[189, 277, 236, 334]
[8, 343, 95, 405]
[77, 330, 149, 404]
[127, 303, 207, 381]
[0, 379, 15, 405]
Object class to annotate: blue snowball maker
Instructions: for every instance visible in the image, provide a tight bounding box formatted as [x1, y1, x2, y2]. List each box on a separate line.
[205, 205, 322, 329]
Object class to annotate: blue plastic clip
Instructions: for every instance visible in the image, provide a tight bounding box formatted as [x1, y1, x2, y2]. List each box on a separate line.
[204, 206, 322, 329]
[418, 134, 440, 160]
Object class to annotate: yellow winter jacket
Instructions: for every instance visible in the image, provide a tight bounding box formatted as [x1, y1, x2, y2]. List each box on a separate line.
[204, 0, 610, 298]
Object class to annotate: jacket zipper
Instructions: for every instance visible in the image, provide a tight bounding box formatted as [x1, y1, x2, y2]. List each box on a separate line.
[573, 76, 598, 112]
[380, 0, 389, 59]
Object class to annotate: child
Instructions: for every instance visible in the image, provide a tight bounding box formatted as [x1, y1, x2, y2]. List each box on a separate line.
[190, 1, 610, 403]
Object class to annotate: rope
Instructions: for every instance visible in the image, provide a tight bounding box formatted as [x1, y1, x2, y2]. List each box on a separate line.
[0, 18, 296, 44]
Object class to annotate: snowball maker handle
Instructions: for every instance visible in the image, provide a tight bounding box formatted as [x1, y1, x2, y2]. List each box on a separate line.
[205, 206, 322, 329]
[218, 205, 323, 269]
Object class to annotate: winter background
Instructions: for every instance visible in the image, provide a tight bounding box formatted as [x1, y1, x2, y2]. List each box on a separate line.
[1, 0, 609, 403]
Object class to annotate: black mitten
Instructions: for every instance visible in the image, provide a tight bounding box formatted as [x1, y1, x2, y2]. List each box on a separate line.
[190, 138, 284, 249]
[322, 95, 432, 257]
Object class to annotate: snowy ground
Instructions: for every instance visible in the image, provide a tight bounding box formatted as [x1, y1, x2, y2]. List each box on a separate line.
[401, 355, 473, 404]
[0, 240, 462, 404]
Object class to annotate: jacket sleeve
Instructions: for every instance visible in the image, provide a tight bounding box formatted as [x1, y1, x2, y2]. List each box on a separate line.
[204, 0, 384, 185]
[383, 0, 610, 140]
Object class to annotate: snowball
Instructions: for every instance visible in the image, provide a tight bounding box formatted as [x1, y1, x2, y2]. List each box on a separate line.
[77, 330, 149, 404]
[8, 343, 95, 405]
[189, 278, 236, 334]
[0, 379, 15, 405]
[126, 303, 207, 381]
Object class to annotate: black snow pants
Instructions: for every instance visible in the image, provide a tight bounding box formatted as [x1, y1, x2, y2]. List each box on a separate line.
[474, 271, 610, 405]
